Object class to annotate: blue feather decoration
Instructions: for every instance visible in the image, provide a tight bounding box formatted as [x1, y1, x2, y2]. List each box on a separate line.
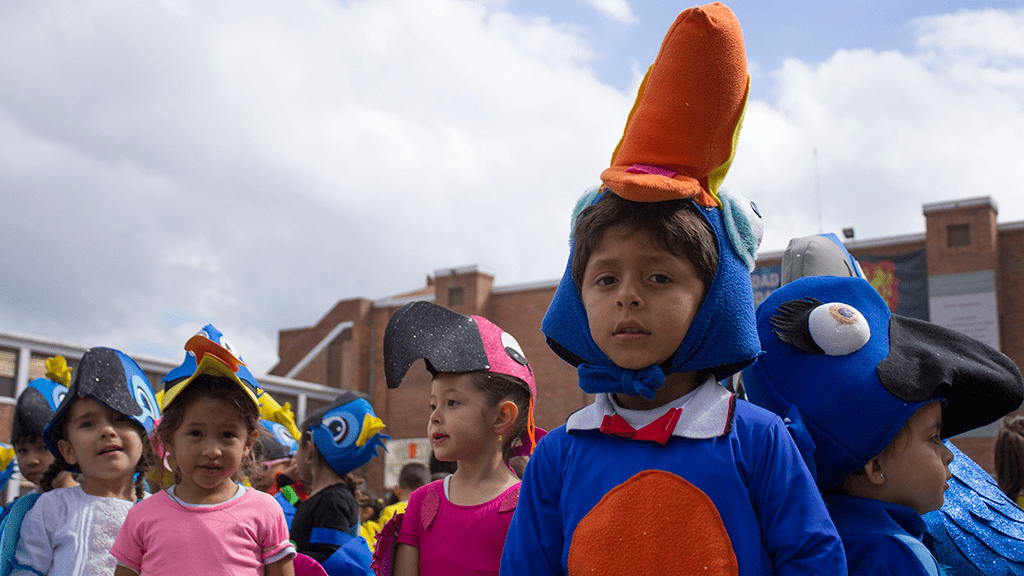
[923, 441, 1024, 575]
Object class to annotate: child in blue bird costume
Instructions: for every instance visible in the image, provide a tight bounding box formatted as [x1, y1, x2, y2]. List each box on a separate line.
[291, 392, 388, 576]
[9, 357, 73, 491]
[743, 274, 1024, 576]
[499, 4, 845, 575]
[770, 233, 1024, 576]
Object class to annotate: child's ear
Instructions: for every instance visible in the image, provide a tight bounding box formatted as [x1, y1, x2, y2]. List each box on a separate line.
[56, 439, 77, 466]
[244, 429, 259, 454]
[862, 457, 887, 486]
[494, 400, 519, 434]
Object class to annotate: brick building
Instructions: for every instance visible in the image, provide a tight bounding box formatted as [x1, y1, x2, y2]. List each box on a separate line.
[0, 331, 339, 503]
[271, 195, 1024, 492]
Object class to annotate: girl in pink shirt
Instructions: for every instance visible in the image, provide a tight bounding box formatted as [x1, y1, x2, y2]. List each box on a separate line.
[112, 327, 295, 576]
[375, 302, 538, 576]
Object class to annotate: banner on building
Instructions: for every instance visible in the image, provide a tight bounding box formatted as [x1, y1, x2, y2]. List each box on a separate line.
[928, 270, 1000, 350]
[858, 249, 929, 320]
[750, 249, 928, 320]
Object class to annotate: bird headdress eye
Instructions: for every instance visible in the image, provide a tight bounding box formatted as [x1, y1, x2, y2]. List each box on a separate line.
[771, 298, 871, 356]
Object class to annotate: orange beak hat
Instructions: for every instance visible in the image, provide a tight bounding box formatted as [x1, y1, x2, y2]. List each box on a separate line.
[601, 2, 748, 208]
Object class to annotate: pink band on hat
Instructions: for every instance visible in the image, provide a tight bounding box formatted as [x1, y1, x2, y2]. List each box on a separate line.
[625, 164, 678, 178]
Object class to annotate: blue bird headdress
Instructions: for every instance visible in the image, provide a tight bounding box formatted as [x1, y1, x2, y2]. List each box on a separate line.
[43, 348, 160, 469]
[257, 419, 298, 460]
[12, 357, 70, 444]
[306, 392, 389, 476]
[161, 324, 261, 410]
[540, 3, 763, 399]
[743, 275, 1023, 491]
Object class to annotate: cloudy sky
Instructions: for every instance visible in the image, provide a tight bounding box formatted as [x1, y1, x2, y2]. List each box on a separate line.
[3, 0, 1023, 374]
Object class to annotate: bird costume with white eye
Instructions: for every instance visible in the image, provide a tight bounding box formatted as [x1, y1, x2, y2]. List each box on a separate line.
[306, 392, 389, 477]
[748, 233, 1024, 576]
[744, 276, 1024, 492]
[42, 347, 160, 469]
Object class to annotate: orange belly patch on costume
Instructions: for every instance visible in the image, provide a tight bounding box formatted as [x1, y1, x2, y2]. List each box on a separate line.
[567, 469, 738, 576]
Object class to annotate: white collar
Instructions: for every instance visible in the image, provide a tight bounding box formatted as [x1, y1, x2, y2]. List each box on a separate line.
[566, 375, 736, 440]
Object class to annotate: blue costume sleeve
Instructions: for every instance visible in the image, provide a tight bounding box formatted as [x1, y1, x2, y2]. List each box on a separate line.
[741, 410, 847, 576]
[500, 428, 567, 576]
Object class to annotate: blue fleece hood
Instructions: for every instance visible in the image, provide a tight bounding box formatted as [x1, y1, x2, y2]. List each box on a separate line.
[542, 190, 762, 399]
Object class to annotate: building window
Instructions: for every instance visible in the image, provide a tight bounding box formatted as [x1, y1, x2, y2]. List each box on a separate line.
[0, 348, 16, 398]
[947, 223, 971, 247]
[448, 286, 464, 306]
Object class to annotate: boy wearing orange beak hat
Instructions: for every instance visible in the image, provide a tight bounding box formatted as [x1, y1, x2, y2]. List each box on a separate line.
[500, 4, 845, 575]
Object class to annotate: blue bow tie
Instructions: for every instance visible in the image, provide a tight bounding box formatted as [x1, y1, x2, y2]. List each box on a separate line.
[577, 364, 666, 400]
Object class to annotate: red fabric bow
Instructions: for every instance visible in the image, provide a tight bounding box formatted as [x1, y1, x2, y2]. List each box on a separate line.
[599, 408, 682, 445]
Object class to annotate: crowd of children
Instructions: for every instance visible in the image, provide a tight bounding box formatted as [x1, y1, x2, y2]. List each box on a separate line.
[4, 2, 1024, 576]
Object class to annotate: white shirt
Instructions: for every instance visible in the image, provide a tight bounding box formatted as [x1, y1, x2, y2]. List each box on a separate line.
[12, 485, 134, 576]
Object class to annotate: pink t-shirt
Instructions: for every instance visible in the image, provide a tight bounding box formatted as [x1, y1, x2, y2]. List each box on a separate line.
[111, 487, 294, 575]
[397, 478, 519, 576]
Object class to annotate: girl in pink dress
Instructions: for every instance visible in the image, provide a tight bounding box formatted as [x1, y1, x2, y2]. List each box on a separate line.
[375, 302, 538, 576]
[111, 327, 295, 576]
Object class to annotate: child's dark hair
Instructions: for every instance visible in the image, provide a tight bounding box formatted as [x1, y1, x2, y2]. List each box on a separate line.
[398, 462, 430, 491]
[359, 490, 386, 523]
[39, 400, 157, 500]
[298, 418, 327, 471]
[470, 371, 531, 462]
[12, 428, 39, 448]
[156, 375, 261, 484]
[570, 192, 718, 292]
[995, 414, 1024, 501]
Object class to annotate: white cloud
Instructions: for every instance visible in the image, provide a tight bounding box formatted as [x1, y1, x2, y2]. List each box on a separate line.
[731, 9, 1024, 254]
[581, 0, 637, 24]
[0, 0, 630, 373]
[3, 1, 1023, 378]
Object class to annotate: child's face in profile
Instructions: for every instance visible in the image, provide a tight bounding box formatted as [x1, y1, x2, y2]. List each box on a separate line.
[295, 437, 313, 483]
[428, 373, 497, 463]
[879, 401, 953, 514]
[14, 437, 55, 486]
[581, 225, 706, 371]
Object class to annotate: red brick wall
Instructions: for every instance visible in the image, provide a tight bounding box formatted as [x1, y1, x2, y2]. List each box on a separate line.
[925, 204, 999, 276]
[998, 227, 1024, 370]
[485, 287, 591, 433]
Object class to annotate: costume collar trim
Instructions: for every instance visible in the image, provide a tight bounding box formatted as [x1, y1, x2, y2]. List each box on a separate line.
[566, 376, 736, 440]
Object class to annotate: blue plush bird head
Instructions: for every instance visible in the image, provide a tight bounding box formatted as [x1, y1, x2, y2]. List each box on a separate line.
[743, 275, 1023, 491]
[307, 392, 389, 476]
